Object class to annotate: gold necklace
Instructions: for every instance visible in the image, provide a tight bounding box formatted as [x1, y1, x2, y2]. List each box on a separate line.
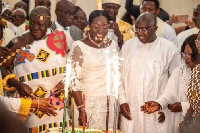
[88, 35, 104, 47]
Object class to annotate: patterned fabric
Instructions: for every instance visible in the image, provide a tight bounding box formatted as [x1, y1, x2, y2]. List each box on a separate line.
[18, 66, 66, 82]
[28, 121, 68, 133]
[187, 64, 200, 120]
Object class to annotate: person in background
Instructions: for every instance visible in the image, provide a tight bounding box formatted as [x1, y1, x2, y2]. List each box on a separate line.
[14, 1, 28, 15]
[37, 0, 51, 10]
[141, 34, 198, 133]
[139, 0, 176, 43]
[125, 0, 169, 22]
[7, 8, 29, 36]
[0, 0, 15, 47]
[51, 0, 83, 41]
[175, 4, 200, 50]
[1, 2, 13, 23]
[73, 6, 87, 31]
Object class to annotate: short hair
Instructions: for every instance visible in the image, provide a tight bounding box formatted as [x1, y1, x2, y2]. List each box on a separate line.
[142, 0, 160, 9]
[181, 34, 199, 62]
[89, 10, 109, 23]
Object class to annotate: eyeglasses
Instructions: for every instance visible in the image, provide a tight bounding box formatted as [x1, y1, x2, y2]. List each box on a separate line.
[181, 52, 192, 59]
[2, 14, 13, 18]
[134, 25, 156, 34]
[195, 39, 200, 45]
[13, 15, 24, 18]
[57, 9, 76, 17]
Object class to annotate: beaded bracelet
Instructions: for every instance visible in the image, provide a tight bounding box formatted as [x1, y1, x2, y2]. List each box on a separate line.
[3, 74, 18, 92]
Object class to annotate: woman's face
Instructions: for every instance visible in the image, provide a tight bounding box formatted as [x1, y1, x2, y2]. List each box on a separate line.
[2, 9, 13, 23]
[74, 10, 87, 30]
[13, 10, 25, 26]
[89, 16, 108, 42]
[182, 44, 196, 68]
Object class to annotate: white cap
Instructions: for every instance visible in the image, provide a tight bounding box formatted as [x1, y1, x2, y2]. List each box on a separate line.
[102, 0, 120, 5]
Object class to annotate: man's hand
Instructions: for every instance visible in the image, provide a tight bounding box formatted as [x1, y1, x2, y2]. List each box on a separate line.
[14, 81, 35, 98]
[0, 47, 10, 58]
[158, 112, 165, 123]
[109, 22, 123, 42]
[120, 103, 131, 120]
[168, 102, 182, 112]
[140, 101, 160, 114]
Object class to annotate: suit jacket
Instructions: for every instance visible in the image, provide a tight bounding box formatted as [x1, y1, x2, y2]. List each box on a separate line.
[51, 22, 83, 41]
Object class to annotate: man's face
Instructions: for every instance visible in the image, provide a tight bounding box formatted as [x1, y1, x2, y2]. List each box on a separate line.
[140, 1, 159, 17]
[192, 6, 200, 29]
[56, 4, 76, 27]
[29, 15, 50, 40]
[135, 20, 157, 43]
[38, 0, 51, 10]
[102, 3, 120, 21]
[2, 9, 13, 23]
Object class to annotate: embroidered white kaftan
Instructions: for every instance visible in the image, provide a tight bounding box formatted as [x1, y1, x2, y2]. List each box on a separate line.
[120, 37, 180, 133]
[69, 40, 123, 129]
[156, 64, 190, 133]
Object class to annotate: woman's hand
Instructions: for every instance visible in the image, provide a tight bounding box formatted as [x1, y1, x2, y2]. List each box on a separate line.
[32, 98, 57, 116]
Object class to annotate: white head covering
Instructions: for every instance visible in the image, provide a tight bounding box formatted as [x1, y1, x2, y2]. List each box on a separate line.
[1, 2, 12, 14]
[102, 0, 120, 5]
[13, 8, 27, 17]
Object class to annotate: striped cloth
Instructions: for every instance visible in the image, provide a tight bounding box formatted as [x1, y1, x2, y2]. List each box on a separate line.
[27, 121, 69, 133]
[19, 66, 66, 82]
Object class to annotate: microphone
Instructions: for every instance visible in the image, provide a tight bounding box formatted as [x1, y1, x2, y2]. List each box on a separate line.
[5, 38, 18, 48]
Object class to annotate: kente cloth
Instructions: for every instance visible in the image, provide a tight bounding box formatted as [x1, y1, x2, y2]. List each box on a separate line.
[69, 40, 122, 129]
[120, 37, 180, 133]
[13, 29, 72, 129]
[156, 64, 190, 133]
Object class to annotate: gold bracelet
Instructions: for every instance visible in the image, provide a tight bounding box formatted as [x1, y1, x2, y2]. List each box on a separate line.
[37, 100, 39, 110]
[3, 74, 18, 92]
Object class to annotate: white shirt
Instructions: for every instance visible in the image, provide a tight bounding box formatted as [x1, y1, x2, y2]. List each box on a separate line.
[55, 19, 70, 34]
[156, 64, 190, 133]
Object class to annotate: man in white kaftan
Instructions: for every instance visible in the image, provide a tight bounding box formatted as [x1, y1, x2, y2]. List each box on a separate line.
[120, 13, 180, 133]
[175, 4, 200, 51]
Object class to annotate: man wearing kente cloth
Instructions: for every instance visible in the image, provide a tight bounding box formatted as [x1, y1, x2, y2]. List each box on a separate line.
[1, 6, 73, 133]
[84, 0, 135, 48]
